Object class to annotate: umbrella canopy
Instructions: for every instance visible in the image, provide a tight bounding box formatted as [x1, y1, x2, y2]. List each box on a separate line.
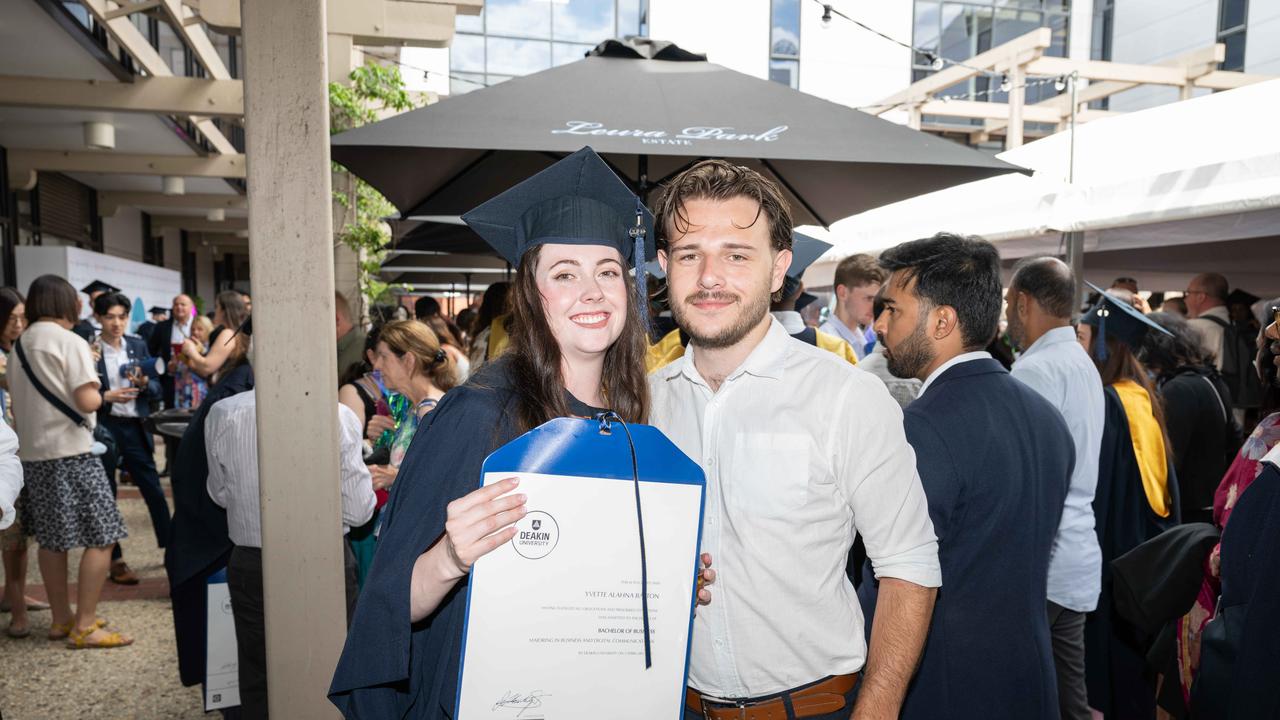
[332, 38, 1024, 228]
[386, 217, 493, 255]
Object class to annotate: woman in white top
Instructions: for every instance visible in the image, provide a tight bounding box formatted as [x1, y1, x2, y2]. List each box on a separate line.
[8, 275, 131, 649]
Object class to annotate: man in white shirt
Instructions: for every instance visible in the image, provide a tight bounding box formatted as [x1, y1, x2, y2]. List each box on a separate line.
[146, 293, 195, 410]
[819, 254, 884, 360]
[651, 160, 941, 720]
[206, 391, 375, 719]
[1006, 257, 1106, 720]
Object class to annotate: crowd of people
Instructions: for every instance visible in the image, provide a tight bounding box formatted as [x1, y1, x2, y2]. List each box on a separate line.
[1, 145, 1277, 720]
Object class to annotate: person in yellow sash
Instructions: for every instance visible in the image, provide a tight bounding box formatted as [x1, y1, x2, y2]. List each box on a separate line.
[646, 231, 857, 373]
[1078, 286, 1180, 720]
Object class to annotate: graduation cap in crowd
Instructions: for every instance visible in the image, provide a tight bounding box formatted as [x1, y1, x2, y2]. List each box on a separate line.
[80, 279, 119, 296]
[1081, 282, 1171, 360]
[148, 306, 169, 316]
[781, 232, 833, 303]
[462, 147, 656, 312]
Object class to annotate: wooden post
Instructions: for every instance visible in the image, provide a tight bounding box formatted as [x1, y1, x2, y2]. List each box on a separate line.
[239, 0, 345, 716]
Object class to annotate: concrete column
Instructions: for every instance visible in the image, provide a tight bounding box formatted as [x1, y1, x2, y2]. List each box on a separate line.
[1006, 61, 1025, 149]
[239, 1, 345, 717]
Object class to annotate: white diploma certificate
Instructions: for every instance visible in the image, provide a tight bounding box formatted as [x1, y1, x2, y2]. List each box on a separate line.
[456, 417, 705, 720]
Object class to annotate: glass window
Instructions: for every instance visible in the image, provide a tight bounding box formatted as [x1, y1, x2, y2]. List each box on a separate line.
[486, 0, 551, 39]
[1220, 0, 1248, 31]
[451, 33, 487, 72]
[554, 0, 615, 44]
[485, 37, 551, 76]
[993, 7, 1042, 47]
[456, 8, 484, 34]
[914, 1, 942, 54]
[938, 3, 993, 63]
[770, 59, 799, 89]
[771, 0, 800, 58]
[553, 42, 595, 66]
[617, 0, 643, 37]
[1221, 31, 1246, 71]
[450, 72, 487, 95]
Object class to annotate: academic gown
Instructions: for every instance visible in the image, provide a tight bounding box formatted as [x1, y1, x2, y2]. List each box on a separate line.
[329, 356, 605, 719]
[164, 362, 255, 686]
[1086, 385, 1180, 720]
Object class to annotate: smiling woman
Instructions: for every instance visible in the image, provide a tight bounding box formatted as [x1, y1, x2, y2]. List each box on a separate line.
[330, 147, 660, 719]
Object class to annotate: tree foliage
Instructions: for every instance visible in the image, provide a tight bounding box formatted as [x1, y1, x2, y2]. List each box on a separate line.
[329, 64, 421, 305]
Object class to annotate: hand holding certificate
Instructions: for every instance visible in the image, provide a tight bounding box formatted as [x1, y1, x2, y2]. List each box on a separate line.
[456, 414, 706, 719]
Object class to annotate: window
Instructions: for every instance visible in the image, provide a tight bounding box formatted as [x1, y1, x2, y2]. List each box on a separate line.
[770, 0, 801, 88]
[1217, 0, 1248, 71]
[1091, 0, 1115, 61]
[449, 0, 649, 95]
[912, 0, 1070, 110]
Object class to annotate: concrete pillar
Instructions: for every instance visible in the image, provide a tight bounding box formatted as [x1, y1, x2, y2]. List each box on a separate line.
[239, 1, 345, 716]
[1006, 61, 1025, 150]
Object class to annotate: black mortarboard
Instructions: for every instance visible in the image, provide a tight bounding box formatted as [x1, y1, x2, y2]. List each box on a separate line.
[148, 306, 169, 316]
[462, 147, 655, 269]
[781, 232, 833, 300]
[1081, 282, 1171, 358]
[1227, 288, 1260, 306]
[81, 279, 119, 295]
[794, 292, 819, 312]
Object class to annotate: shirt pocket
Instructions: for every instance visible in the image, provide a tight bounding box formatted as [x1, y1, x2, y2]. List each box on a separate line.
[726, 432, 811, 519]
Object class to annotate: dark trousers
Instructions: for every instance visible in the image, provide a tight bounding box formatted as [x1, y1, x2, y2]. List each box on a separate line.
[228, 542, 359, 719]
[102, 415, 171, 549]
[228, 546, 268, 720]
[683, 677, 861, 720]
[1048, 600, 1091, 720]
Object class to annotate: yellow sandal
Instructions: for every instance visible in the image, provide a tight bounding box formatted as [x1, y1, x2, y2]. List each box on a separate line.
[65, 624, 133, 649]
[47, 617, 107, 640]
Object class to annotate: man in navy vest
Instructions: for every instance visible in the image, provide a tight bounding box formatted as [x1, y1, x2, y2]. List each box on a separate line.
[859, 232, 1075, 719]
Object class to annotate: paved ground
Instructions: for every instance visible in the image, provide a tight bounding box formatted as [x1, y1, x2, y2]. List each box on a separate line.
[0, 484, 211, 719]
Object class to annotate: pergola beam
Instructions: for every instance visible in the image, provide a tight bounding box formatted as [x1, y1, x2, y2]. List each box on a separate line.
[103, 0, 161, 20]
[79, 0, 236, 154]
[8, 149, 246, 178]
[152, 214, 248, 232]
[868, 28, 1053, 115]
[1026, 57, 1189, 86]
[201, 0, 458, 47]
[97, 191, 247, 215]
[1195, 70, 1272, 90]
[156, 0, 232, 80]
[919, 99, 1063, 124]
[0, 75, 244, 116]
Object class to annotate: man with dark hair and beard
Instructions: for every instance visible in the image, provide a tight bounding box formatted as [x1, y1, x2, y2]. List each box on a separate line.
[861, 233, 1076, 720]
[649, 159, 941, 720]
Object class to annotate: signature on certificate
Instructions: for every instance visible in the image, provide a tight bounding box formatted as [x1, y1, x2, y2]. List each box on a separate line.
[492, 690, 551, 717]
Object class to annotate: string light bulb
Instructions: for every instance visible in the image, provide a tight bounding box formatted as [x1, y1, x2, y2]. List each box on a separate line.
[1054, 75, 1067, 91]
[820, 5, 833, 29]
[999, 73, 1011, 93]
[926, 52, 944, 71]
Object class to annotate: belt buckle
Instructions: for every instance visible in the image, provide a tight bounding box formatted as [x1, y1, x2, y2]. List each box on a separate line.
[700, 697, 748, 720]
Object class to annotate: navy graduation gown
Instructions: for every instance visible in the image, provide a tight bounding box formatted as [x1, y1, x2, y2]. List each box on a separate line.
[1085, 386, 1179, 719]
[329, 357, 603, 719]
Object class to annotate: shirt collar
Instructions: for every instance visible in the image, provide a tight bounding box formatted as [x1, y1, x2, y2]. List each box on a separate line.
[918, 350, 993, 398]
[1016, 325, 1076, 361]
[674, 316, 790, 388]
[823, 313, 864, 346]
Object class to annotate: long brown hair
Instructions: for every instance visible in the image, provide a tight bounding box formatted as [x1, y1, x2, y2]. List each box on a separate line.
[1093, 334, 1171, 442]
[506, 245, 649, 432]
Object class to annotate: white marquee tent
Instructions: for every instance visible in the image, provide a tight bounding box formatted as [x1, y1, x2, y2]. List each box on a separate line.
[807, 79, 1280, 295]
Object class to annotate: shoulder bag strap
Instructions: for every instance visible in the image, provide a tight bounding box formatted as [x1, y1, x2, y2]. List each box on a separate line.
[13, 339, 91, 429]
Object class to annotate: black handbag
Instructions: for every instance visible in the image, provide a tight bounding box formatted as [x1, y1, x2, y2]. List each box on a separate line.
[13, 338, 118, 461]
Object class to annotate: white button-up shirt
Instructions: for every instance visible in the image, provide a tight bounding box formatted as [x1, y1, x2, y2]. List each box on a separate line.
[1010, 325, 1105, 612]
[100, 339, 138, 418]
[205, 391, 375, 548]
[170, 316, 193, 345]
[818, 314, 872, 360]
[649, 318, 940, 698]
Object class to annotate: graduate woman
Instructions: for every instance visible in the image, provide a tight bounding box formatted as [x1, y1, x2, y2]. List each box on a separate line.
[330, 148, 710, 717]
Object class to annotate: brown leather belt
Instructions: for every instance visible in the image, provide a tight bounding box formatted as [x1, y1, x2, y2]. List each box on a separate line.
[685, 673, 859, 720]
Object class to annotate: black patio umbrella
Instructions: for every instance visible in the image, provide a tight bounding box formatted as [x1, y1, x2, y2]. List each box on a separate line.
[332, 38, 1025, 228]
[385, 217, 493, 256]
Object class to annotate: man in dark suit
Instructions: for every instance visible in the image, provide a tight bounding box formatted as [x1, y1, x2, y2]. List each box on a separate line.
[136, 306, 168, 344]
[859, 232, 1075, 720]
[93, 292, 171, 584]
[146, 293, 194, 409]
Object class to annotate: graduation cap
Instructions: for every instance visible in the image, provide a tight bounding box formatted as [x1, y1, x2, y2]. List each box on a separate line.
[780, 232, 833, 300]
[795, 292, 820, 312]
[148, 306, 169, 316]
[80, 279, 119, 295]
[1081, 282, 1171, 359]
[462, 146, 656, 319]
[1227, 288, 1260, 306]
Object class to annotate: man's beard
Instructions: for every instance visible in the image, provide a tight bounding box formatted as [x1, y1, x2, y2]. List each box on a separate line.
[884, 318, 936, 380]
[1005, 308, 1025, 352]
[672, 290, 772, 350]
